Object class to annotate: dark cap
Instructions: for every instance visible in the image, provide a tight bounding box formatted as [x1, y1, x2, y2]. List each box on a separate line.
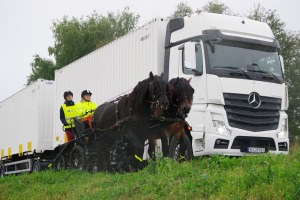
[81, 90, 92, 98]
[63, 91, 73, 100]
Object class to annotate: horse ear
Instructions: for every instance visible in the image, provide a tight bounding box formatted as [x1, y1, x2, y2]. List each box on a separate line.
[188, 77, 192, 83]
[160, 73, 164, 78]
[149, 71, 154, 80]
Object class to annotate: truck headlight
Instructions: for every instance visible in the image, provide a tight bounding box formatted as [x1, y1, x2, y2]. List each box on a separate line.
[212, 120, 231, 136]
[277, 125, 287, 138]
[277, 118, 288, 138]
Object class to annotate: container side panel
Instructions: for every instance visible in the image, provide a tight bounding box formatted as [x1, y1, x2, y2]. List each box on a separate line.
[37, 80, 55, 152]
[0, 80, 54, 158]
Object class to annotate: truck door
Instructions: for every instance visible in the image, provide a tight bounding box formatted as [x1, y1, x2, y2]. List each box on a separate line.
[179, 41, 207, 104]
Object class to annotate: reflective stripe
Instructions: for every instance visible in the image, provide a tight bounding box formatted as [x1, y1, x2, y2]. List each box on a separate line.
[8, 147, 11, 158]
[28, 142, 32, 152]
[19, 144, 23, 156]
[1, 149, 3, 157]
[179, 155, 185, 160]
[135, 155, 143, 162]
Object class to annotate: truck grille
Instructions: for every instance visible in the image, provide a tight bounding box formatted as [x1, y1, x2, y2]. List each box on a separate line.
[224, 93, 281, 132]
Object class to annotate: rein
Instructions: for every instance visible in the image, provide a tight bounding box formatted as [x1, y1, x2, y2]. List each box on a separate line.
[93, 114, 172, 133]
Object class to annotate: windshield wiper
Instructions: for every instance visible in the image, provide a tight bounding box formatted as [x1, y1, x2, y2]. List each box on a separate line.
[213, 66, 252, 80]
[247, 69, 281, 83]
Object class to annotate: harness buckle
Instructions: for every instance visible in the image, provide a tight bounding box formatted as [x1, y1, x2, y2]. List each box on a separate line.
[160, 116, 165, 121]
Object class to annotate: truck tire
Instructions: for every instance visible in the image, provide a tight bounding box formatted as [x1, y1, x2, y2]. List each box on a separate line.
[70, 145, 86, 171]
[169, 133, 193, 161]
[31, 160, 40, 173]
[0, 166, 4, 178]
[54, 154, 66, 171]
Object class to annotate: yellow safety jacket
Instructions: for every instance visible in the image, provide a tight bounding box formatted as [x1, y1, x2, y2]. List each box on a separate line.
[77, 100, 97, 118]
[62, 104, 78, 129]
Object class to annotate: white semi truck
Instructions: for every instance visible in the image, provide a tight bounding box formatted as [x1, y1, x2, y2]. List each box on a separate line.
[0, 12, 289, 176]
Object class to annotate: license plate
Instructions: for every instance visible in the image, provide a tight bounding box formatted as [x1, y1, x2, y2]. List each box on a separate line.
[246, 147, 266, 153]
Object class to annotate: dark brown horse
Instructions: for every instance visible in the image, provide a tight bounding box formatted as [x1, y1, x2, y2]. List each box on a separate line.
[148, 77, 194, 159]
[92, 72, 170, 171]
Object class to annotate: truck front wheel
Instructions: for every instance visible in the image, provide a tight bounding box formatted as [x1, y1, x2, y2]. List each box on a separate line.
[169, 133, 193, 161]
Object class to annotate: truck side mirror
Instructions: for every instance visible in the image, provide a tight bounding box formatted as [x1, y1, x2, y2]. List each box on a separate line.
[184, 42, 196, 70]
[184, 60, 193, 69]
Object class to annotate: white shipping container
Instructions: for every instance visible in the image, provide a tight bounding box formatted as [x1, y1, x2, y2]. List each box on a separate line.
[0, 79, 54, 159]
[54, 18, 168, 147]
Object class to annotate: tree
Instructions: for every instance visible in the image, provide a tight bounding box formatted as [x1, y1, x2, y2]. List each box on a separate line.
[169, 2, 193, 19]
[202, 0, 233, 15]
[27, 7, 139, 85]
[48, 7, 139, 69]
[27, 55, 56, 85]
[248, 5, 300, 137]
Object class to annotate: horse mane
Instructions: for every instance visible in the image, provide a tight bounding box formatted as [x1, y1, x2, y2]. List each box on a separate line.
[126, 72, 169, 114]
[128, 77, 151, 110]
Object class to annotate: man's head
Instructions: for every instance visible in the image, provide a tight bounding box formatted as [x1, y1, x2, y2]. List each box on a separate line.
[63, 91, 73, 101]
[81, 90, 92, 101]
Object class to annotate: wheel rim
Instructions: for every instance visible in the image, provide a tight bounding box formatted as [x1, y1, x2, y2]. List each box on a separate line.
[0, 167, 4, 178]
[32, 162, 39, 172]
[71, 150, 83, 170]
[173, 141, 188, 161]
[55, 155, 65, 171]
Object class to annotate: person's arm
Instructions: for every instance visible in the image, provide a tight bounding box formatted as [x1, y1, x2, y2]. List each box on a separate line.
[60, 106, 67, 125]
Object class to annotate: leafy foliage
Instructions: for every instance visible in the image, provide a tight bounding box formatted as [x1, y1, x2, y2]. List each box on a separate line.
[27, 7, 139, 85]
[202, 0, 233, 15]
[49, 7, 139, 69]
[169, 2, 193, 18]
[26, 55, 56, 85]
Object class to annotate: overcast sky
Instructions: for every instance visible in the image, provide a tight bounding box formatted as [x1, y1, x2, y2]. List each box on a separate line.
[0, 0, 299, 102]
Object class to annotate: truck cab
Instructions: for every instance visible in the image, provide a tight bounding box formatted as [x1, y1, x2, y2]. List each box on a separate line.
[165, 12, 289, 156]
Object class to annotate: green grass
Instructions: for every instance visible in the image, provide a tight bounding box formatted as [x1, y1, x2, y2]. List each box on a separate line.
[1, 146, 299, 200]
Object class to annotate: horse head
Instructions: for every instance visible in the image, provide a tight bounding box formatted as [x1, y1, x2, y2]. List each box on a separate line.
[147, 72, 169, 116]
[129, 72, 169, 117]
[169, 77, 194, 117]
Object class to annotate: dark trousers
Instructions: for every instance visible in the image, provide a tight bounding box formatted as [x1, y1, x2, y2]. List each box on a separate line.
[65, 128, 75, 141]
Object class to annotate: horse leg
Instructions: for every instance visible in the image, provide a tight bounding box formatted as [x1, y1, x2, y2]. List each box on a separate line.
[148, 139, 156, 160]
[178, 129, 188, 161]
[128, 140, 146, 171]
[124, 129, 147, 171]
[161, 136, 169, 157]
[96, 136, 113, 172]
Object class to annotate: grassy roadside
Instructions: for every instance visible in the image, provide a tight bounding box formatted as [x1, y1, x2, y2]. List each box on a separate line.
[0, 146, 299, 200]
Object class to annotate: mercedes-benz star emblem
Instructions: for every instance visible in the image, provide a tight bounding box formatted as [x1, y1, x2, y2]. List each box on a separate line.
[248, 92, 261, 109]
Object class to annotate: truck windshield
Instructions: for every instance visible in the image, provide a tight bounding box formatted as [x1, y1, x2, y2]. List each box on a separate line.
[206, 40, 283, 82]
